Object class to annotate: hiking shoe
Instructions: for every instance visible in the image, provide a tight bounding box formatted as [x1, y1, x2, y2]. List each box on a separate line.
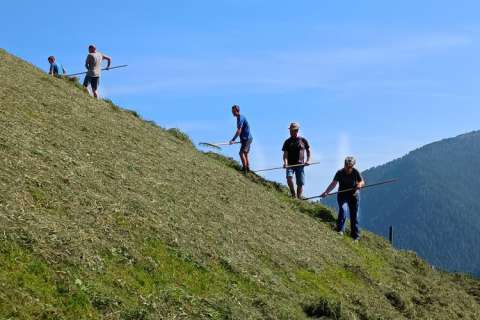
[337, 231, 344, 236]
[353, 237, 360, 243]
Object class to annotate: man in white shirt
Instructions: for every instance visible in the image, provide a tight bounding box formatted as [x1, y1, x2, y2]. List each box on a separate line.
[83, 44, 112, 99]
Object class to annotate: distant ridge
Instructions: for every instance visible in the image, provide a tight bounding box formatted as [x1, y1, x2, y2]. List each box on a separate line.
[360, 130, 480, 277]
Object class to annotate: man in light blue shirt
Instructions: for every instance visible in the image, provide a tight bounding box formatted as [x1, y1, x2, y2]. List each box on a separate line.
[230, 105, 253, 173]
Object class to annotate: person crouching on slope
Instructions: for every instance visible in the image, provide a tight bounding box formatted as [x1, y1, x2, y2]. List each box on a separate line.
[321, 156, 365, 241]
[48, 56, 66, 77]
[230, 105, 253, 173]
[83, 44, 112, 99]
[282, 122, 311, 199]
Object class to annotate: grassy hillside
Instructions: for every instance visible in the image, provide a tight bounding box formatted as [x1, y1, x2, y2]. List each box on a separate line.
[0, 48, 479, 319]
[358, 132, 480, 277]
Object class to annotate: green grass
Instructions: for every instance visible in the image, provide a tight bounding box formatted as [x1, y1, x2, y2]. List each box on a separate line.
[0, 48, 479, 319]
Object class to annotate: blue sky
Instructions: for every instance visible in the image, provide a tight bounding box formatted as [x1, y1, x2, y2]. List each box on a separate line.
[2, 1, 480, 196]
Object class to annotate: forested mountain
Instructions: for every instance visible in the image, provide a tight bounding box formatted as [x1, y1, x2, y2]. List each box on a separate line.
[359, 131, 480, 277]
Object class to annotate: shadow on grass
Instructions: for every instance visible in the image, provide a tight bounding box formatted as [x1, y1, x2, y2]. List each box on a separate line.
[453, 274, 480, 304]
[203, 151, 289, 194]
[303, 297, 343, 319]
[293, 201, 337, 225]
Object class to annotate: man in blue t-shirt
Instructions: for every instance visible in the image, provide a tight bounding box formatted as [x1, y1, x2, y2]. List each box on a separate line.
[230, 105, 253, 173]
[48, 56, 66, 77]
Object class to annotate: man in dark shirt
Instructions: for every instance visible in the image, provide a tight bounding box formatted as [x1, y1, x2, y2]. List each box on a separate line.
[321, 156, 365, 241]
[282, 122, 311, 199]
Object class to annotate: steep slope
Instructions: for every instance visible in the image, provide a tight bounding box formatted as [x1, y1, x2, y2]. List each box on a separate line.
[0, 48, 479, 319]
[359, 131, 480, 277]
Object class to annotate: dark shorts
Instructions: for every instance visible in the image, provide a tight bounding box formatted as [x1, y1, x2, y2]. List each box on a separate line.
[240, 138, 253, 154]
[83, 75, 100, 91]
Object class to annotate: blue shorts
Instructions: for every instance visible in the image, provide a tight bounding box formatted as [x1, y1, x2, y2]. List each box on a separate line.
[286, 166, 305, 186]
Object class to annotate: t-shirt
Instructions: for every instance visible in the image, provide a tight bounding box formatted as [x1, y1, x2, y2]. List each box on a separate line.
[282, 137, 310, 165]
[237, 115, 252, 141]
[85, 52, 105, 77]
[49, 63, 62, 76]
[334, 168, 364, 198]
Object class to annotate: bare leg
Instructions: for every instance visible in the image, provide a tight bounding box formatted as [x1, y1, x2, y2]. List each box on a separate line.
[239, 152, 248, 171]
[297, 185, 304, 199]
[93, 90, 99, 99]
[245, 152, 250, 170]
[287, 176, 296, 197]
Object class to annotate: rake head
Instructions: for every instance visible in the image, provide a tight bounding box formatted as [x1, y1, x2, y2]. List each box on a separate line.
[198, 142, 223, 150]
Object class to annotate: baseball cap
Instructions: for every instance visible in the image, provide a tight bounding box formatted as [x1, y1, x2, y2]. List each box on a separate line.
[345, 156, 356, 166]
[288, 122, 300, 130]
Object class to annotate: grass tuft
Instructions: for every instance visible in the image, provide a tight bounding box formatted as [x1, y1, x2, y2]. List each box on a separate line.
[303, 297, 343, 319]
[385, 291, 407, 312]
[125, 109, 140, 118]
[167, 127, 194, 146]
[102, 98, 121, 112]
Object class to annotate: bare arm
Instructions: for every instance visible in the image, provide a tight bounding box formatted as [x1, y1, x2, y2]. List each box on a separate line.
[306, 148, 311, 164]
[321, 180, 338, 197]
[357, 179, 365, 189]
[283, 151, 289, 167]
[102, 55, 112, 69]
[230, 128, 242, 143]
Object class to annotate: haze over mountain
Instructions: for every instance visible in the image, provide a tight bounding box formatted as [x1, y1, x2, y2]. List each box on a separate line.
[0, 49, 479, 319]
[359, 131, 480, 277]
